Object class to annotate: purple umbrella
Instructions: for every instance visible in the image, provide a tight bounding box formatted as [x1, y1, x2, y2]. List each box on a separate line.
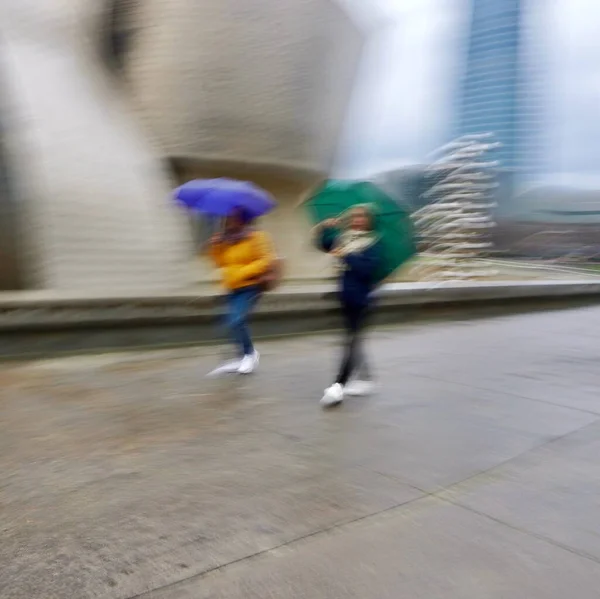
[174, 178, 276, 220]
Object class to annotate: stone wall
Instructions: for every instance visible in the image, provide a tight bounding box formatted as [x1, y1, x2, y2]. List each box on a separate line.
[0, 83, 24, 290]
[126, 0, 363, 174]
[125, 0, 364, 281]
[0, 0, 363, 292]
[0, 0, 192, 292]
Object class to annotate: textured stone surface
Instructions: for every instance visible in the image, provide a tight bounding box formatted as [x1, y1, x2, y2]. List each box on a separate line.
[146, 499, 600, 599]
[4, 307, 600, 597]
[0, 0, 192, 292]
[442, 421, 600, 560]
[124, 0, 365, 282]
[0, 0, 364, 289]
[127, 0, 363, 174]
[0, 83, 23, 290]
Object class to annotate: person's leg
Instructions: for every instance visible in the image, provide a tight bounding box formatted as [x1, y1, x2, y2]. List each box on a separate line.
[346, 303, 378, 396]
[234, 287, 261, 374]
[335, 331, 357, 387]
[355, 343, 371, 381]
[207, 292, 247, 377]
[335, 304, 363, 386]
[352, 304, 370, 381]
[209, 287, 260, 377]
[226, 287, 259, 356]
[224, 291, 245, 357]
[344, 339, 377, 396]
[321, 303, 361, 405]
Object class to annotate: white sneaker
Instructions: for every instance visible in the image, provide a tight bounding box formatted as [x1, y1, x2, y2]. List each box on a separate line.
[206, 359, 242, 378]
[344, 380, 376, 397]
[238, 351, 259, 375]
[320, 383, 344, 407]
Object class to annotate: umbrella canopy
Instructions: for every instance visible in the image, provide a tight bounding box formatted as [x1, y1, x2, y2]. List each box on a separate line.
[304, 180, 417, 282]
[174, 178, 276, 220]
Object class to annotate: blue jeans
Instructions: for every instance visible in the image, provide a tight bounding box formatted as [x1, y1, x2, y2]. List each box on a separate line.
[225, 286, 260, 356]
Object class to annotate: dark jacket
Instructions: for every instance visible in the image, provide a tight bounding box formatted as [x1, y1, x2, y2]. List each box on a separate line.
[319, 227, 382, 308]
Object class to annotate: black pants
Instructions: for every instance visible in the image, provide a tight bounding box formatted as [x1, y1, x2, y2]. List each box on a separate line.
[336, 303, 370, 386]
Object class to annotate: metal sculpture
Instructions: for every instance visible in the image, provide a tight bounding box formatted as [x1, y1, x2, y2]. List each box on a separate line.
[413, 134, 499, 281]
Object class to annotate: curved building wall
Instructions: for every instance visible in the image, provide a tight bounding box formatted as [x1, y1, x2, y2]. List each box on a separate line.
[0, 0, 364, 290]
[125, 0, 364, 282]
[0, 0, 192, 292]
[0, 86, 24, 290]
[126, 0, 363, 175]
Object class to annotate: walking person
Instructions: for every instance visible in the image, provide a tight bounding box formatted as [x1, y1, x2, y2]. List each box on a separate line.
[316, 204, 383, 407]
[206, 208, 275, 376]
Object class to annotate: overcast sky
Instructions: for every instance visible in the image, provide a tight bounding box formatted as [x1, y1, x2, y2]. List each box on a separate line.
[335, 0, 600, 188]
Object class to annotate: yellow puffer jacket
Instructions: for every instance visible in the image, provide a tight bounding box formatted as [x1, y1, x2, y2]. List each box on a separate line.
[207, 230, 275, 291]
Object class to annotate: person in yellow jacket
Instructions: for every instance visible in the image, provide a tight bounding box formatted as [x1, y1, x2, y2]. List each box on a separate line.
[206, 208, 275, 375]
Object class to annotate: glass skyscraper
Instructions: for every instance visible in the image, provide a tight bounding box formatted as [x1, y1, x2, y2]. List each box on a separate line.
[457, 0, 542, 176]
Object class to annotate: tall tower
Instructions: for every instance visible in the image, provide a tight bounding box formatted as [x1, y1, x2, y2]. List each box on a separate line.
[457, 0, 542, 179]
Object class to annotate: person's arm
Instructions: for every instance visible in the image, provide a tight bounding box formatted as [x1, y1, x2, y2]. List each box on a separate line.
[204, 235, 226, 267]
[343, 240, 382, 282]
[225, 231, 275, 288]
[314, 219, 340, 253]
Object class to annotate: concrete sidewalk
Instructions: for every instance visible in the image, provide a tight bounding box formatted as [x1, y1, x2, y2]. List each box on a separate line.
[3, 306, 600, 597]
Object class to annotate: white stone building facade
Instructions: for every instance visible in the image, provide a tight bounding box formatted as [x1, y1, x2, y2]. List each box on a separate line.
[0, 0, 364, 290]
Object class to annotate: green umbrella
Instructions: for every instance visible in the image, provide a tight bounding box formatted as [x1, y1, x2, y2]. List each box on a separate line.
[304, 179, 417, 282]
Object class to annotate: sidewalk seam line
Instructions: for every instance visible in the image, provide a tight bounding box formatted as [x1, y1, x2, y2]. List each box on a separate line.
[437, 417, 600, 494]
[123, 493, 428, 599]
[441, 499, 600, 567]
[398, 370, 600, 417]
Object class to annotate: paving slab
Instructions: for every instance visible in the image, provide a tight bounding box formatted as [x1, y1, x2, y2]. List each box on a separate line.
[2, 306, 600, 598]
[442, 420, 600, 561]
[143, 498, 600, 599]
[385, 307, 600, 414]
[328, 388, 596, 491]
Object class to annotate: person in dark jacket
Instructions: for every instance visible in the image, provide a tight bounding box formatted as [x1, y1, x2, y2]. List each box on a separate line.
[316, 204, 383, 407]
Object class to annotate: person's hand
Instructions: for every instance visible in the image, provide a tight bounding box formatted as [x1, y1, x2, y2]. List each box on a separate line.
[321, 218, 339, 229]
[209, 233, 223, 245]
[330, 248, 342, 257]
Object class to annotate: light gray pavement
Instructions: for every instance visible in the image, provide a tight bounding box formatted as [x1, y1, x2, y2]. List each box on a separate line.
[3, 306, 600, 598]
